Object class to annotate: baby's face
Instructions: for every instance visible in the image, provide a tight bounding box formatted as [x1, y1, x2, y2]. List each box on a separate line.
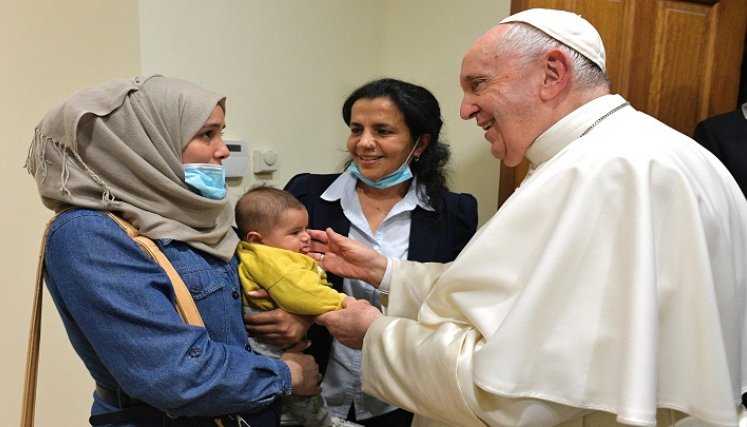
[261, 208, 311, 254]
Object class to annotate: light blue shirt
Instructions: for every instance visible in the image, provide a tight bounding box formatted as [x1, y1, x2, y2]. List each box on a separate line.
[318, 172, 432, 420]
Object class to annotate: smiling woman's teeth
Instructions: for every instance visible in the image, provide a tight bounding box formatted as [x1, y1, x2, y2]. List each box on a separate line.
[482, 120, 495, 130]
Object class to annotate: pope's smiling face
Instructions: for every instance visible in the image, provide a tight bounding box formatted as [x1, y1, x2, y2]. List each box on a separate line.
[459, 25, 543, 167]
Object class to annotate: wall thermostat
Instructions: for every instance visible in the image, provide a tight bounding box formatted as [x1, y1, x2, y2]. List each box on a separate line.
[224, 141, 249, 177]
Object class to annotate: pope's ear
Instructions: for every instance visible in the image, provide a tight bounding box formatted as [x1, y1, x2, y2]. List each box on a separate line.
[246, 231, 263, 243]
[539, 48, 572, 101]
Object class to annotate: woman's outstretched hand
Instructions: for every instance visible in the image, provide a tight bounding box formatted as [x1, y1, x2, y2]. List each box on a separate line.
[307, 228, 388, 288]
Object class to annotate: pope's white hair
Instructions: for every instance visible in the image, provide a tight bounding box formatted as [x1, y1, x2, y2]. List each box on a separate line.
[497, 22, 609, 89]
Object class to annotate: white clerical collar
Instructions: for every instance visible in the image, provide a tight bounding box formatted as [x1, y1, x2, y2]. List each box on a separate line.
[525, 94, 629, 168]
[320, 171, 433, 212]
[741, 102, 747, 119]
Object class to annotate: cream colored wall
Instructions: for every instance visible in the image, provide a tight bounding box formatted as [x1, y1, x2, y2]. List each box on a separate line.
[1, 0, 141, 424]
[380, 0, 509, 224]
[5, 0, 510, 424]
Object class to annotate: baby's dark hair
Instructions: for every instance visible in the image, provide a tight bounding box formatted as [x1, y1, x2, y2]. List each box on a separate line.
[235, 184, 307, 237]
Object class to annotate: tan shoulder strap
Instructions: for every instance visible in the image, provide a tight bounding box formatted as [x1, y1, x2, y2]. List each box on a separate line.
[20, 214, 57, 427]
[105, 213, 204, 327]
[21, 211, 206, 427]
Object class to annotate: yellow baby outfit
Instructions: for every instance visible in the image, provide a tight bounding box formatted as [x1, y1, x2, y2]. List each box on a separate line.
[236, 241, 346, 314]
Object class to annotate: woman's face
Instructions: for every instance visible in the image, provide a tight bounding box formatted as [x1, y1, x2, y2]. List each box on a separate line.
[346, 97, 420, 181]
[182, 105, 229, 164]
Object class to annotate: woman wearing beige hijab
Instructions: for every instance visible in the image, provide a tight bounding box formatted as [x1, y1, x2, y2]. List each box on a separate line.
[26, 75, 320, 426]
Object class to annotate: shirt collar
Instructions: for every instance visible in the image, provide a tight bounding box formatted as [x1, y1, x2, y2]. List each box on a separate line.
[321, 171, 434, 212]
[525, 94, 628, 168]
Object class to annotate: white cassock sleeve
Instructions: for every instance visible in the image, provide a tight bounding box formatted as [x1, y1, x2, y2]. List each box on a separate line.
[381, 260, 449, 319]
[362, 260, 588, 427]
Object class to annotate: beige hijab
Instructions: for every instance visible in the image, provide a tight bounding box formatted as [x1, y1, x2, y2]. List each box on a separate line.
[25, 75, 239, 261]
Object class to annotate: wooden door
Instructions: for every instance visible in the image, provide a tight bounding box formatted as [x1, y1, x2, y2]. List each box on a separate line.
[498, 0, 747, 208]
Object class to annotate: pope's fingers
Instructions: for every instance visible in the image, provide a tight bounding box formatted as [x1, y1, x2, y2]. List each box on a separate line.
[341, 296, 357, 308]
[307, 252, 323, 263]
[307, 229, 329, 244]
[315, 310, 334, 326]
[324, 227, 347, 244]
[308, 229, 330, 254]
[309, 241, 328, 254]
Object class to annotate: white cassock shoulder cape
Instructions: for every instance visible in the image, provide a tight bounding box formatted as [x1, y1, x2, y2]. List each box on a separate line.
[361, 95, 747, 427]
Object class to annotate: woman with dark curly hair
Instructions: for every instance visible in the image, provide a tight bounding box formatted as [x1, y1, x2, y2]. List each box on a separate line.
[340, 78, 454, 215]
[245, 78, 478, 427]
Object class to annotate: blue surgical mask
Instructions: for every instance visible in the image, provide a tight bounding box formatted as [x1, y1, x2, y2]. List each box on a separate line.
[346, 138, 420, 190]
[183, 163, 227, 200]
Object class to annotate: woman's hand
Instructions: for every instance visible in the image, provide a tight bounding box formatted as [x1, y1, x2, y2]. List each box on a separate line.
[308, 228, 388, 287]
[315, 297, 382, 350]
[244, 302, 313, 346]
[280, 342, 322, 396]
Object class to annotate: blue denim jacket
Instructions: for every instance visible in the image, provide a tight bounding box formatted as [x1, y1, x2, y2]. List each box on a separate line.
[43, 209, 291, 425]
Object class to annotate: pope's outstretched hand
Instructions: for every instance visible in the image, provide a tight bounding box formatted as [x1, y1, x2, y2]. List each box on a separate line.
[308, 228, 388, 287]
[316, 297, 382, 350]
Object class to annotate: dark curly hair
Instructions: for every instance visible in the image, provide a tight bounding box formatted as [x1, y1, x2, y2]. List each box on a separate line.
[341, 78, 451, 208]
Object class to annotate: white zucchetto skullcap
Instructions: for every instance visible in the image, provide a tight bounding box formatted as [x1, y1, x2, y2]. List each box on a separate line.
[499, 8, 606, 72]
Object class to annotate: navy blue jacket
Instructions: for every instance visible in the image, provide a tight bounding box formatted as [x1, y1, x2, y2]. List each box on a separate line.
[693, 110, 747, 198]
[284, 173, 478, 373]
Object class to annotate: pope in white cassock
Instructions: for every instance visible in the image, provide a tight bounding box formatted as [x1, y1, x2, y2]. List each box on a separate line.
[312, 8, 747, 427]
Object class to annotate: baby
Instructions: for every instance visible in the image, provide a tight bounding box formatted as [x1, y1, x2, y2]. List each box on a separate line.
[234, 185, 353, 427]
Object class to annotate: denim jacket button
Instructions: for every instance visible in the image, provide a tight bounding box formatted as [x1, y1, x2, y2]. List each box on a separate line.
[188, 347, 203, 358]
[231, 288, 240, 299]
